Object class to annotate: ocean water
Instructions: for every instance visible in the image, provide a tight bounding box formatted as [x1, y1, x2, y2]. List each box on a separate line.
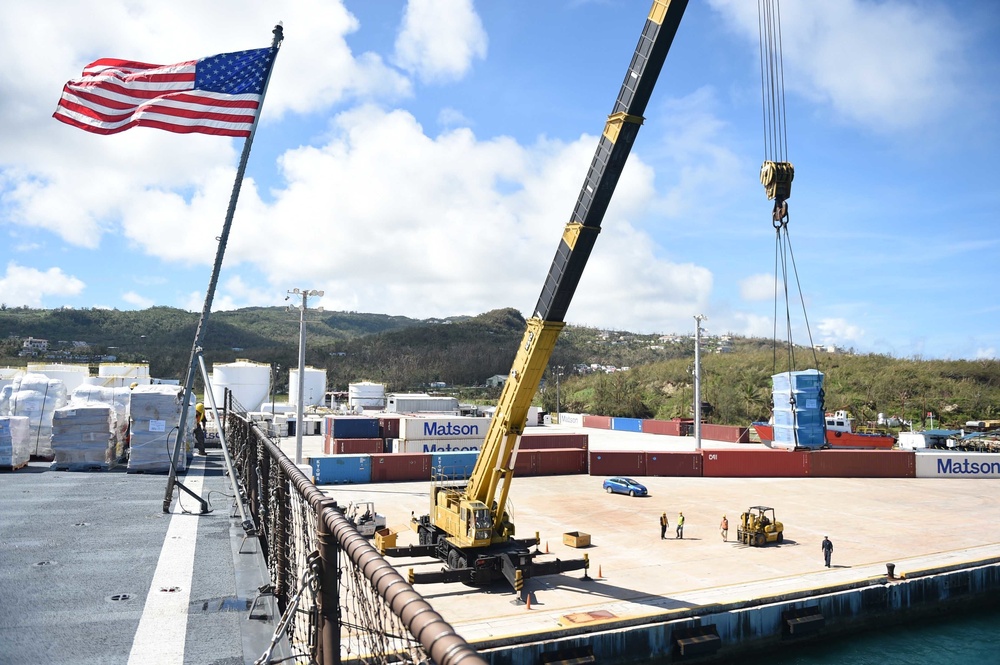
[730, 602, 1000, 664]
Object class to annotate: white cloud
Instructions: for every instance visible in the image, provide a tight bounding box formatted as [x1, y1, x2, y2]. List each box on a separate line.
[708, 0, 965, 132]
[122, 291, 155, 309]
[393, 0, 487, 83]
[0, 262, 85, 307]
[817, 317, 864, 345]
[740, 273, 776, 302]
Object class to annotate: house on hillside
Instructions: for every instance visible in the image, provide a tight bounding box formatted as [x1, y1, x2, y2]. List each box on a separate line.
[485, 374, 507, 388]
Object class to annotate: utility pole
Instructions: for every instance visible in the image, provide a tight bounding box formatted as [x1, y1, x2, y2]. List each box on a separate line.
[288, 288, 324, 465]
[555, 366, 563, 424]
[694, 315, 707, 450]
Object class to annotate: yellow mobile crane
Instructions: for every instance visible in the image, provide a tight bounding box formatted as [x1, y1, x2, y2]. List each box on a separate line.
[382, 0, 688, 590]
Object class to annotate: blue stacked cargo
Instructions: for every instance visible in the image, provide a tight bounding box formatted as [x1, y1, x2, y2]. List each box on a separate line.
[771, 369, 826, 450]
[430, 450, 478, 480]
[312, 454, 371, 484]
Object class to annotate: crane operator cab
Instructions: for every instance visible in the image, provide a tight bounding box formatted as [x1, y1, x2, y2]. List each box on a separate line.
[461, 503, 493, 546]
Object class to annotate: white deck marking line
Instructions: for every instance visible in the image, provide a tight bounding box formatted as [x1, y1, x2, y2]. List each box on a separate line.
[128, 460, 206, 664]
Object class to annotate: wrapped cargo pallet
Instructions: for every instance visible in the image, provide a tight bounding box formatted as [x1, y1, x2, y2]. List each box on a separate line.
[127, 385, 188, 474]
[0, 416, 31, 469]
[51, 405, 115, 470]
[7, 372, 68, 459]
[70, 385, 132, 460]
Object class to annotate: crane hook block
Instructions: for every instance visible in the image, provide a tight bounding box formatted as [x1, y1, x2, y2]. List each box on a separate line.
[760, 161, 794, 202]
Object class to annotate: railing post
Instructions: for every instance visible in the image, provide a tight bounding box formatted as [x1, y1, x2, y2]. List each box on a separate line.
[317, 499, 341, 665]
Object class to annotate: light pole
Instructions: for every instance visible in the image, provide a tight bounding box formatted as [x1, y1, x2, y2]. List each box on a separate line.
[288, 288, 324, 465]
[694, 314, 707, 450]
[555, 366, 564, 424]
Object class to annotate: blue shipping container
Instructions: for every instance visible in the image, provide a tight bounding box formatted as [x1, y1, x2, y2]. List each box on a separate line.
[611, 417, 643, 433]
[772, 424, 826, 448]
[772, 408, 825, 428]
[430, 450, 479, 480]
[328, 417, 380, 439]
[312, 454, 371, 485]
[772, 389, 823, 410]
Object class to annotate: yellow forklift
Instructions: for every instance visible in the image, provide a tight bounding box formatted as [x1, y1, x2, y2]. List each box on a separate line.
[738, 506, 784, 546]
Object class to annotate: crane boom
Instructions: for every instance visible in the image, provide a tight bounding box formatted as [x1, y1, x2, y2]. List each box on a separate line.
[384, 0, 688, 591]
[469, 0, 688, 534]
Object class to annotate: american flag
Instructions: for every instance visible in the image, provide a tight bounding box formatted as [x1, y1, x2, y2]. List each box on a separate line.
[53, 47, 274, 137]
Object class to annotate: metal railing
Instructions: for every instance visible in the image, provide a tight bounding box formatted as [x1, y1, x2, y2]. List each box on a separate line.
[223, 393, 486, 665]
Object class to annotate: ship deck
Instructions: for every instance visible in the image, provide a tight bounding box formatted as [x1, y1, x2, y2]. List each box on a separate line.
[4, 426, 1000, 663]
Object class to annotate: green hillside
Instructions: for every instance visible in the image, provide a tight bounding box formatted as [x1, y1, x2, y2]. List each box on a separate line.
[2, 305, 998, 429]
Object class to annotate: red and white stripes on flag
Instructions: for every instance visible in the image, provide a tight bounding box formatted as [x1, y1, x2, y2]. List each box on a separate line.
[53, 48, 272, 137]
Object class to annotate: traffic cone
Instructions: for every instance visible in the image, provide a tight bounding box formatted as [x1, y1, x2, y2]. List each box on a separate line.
[526, 594, 532, 610]
[545, 541, 549, 554]
[598, 565, 603, 579]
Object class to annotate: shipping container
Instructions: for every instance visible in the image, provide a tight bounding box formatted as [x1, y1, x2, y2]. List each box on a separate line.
[583, 415, 612, 430]
[557, 413, 584, 426]
[326, 416, 380, 440]
[370, 453, 432, 482]
[809, 450, 915, 478]
[588, 451, 647, 476]
[699, 423, 752, 443]
[430, 450, 479, 479]
[514, 449, 587, 477]
[518, 432, 588, 450]
[702, 449, 809, 477]
[399, 416, 491, 441]
[378, 416, 401, 440]
[915, 451, 1000, 479]
[611, 417, 643, 433]
[645, 451, 703, 477]
[641, 419, 682, 436]
[392, 438, 482, 453]
[332, 438, 384, 455]
[513, 449, 540, 476]
[312, 454, 371, 485]
[536, 448, 588, 475]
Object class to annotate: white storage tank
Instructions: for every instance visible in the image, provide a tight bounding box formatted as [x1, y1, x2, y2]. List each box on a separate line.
[289, 367, 326, 408]
[26, 363, 90, 393]
[99, 363, 150, 380]
[211, 360, 271, 411]
[348, 381, 385, 409]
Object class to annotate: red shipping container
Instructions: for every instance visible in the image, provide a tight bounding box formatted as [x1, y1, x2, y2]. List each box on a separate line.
[513, 450, 540, 476]
[538, 448, 588, 475]
[334, 438, 385, 455]
[702, 449, 809, 477]
[641, 419, 682, 436]
[379, 416, 401, 440]
[519, 433, 589, 450]
[645, 451, 702, 477]
[809, 449, 915, 478]
[370, 453, 432, 482]
[700, 424, 751, 443]
[583, 415, 612, 430]
[588, 451, 647, 476]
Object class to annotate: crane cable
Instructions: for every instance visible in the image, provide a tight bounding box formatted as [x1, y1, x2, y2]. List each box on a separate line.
[758, 0, 819, 374]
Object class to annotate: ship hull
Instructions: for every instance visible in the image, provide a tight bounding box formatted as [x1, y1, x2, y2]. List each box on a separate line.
[752, 423, 896, 450]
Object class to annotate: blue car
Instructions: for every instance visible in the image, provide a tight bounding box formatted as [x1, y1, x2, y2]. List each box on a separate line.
[602, 477, 648, 497]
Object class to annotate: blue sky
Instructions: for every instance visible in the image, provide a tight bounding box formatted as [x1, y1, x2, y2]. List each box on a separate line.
[1, 0, 998, 360]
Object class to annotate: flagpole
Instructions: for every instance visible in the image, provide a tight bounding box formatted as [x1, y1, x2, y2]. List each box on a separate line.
[162, 23, 285, 513]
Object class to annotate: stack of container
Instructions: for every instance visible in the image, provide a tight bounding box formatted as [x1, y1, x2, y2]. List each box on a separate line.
[770, 369, 826, 450]
[7, 372, 68, 459]
[50, 405, 115, 470]
[127, 385, 187, 474]
[323, 416, 382, 455]
[0, 416, 30, 469]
